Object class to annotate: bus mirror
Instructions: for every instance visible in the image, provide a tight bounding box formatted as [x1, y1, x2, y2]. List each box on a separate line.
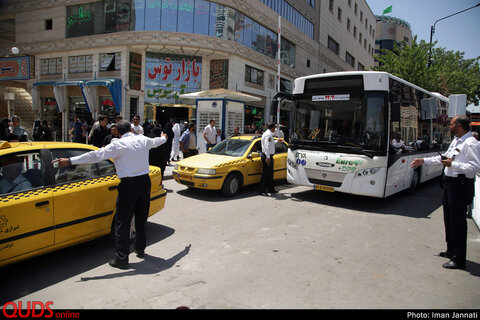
[389, 92, 397, 103]
[391, 102, 400, 122]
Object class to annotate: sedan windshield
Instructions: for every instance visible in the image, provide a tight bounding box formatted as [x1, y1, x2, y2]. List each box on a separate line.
[208, 139, 252, 157]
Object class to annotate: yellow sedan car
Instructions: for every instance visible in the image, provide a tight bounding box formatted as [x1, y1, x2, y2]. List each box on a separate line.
[0, 140, 166, 267]
[173, 135, 288, 196]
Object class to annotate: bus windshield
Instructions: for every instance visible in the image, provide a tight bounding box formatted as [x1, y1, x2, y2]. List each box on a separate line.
[292, 92, 387, 155]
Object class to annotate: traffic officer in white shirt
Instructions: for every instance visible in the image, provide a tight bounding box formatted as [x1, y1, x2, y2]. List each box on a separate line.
[53, 120, 167, 269]
[411, 115, 480, 269]
[259, 123, 284, 196]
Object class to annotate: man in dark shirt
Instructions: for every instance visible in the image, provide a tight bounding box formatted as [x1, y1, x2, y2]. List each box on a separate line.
[91, 115, 109, 148]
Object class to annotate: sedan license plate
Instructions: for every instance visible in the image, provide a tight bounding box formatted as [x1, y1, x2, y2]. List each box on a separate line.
[314, 184, 334, 192]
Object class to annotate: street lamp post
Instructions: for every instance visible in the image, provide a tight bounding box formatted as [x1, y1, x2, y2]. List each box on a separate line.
[428, 2, 480, 67]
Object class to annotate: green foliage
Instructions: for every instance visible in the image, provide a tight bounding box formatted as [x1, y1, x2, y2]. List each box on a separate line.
[373, 36, 480, 105]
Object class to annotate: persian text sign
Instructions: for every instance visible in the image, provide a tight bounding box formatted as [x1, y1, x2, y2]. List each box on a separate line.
[312, 94, 350, 101]
[0, 56, 33, 81]
[145, 53, 201, 103]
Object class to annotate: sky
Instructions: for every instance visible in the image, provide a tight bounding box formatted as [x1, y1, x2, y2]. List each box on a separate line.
[366, 0, 480, 60]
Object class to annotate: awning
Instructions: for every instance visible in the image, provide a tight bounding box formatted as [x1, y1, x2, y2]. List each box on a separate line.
[32, 78, 122, 114]
[179, 88, 261, 102]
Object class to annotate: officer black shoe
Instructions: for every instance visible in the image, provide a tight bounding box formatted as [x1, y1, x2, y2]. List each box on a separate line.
[108, 259, 129, 270]
[439, 251, 453, 259]
[135, 249, 145, 258]
[442, 260, 465, 269]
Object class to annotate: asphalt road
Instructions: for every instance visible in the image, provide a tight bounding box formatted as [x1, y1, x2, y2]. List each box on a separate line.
[1, 170, 480, 309]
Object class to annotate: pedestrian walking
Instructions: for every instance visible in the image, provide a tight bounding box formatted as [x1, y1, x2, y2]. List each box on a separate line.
[10, 115, 28, 142]
[171, 122, 181, 161]
[180, 122, 198, 158]
[103, 123, 119, 146]
[91, 115, 109, 148]
[69, 115, 84, 143]
[52, 120, 167, 269]
[162, 122, 174, 167]
[203, 119, 216, 150]
[411, 115, 480, 269]
[131, 115, 144, 135]
[259, 123, 284, 196]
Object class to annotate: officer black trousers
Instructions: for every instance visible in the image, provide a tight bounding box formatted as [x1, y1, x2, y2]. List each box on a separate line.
[442, 176, 474, 266]
[260, 153, 274, 193]
[115, 174, 151, 262]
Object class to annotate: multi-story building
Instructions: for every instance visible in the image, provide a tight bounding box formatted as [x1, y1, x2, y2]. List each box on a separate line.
[0, 0, 376, 140]
[374, 15, 413, 66]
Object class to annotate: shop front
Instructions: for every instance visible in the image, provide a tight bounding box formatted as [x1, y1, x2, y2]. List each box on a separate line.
[144, 52, 201, 127]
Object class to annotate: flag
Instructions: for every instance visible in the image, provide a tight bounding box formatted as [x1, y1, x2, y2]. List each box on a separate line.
[383, 5, 392, 14]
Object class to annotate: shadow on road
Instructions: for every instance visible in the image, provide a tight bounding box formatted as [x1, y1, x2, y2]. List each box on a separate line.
[78, 244, 191, 281]
[0, 223, 175, 305]
[288, 177, 444, 219]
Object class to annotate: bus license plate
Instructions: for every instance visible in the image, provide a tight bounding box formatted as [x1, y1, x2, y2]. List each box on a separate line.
[314, 185, 334, 192]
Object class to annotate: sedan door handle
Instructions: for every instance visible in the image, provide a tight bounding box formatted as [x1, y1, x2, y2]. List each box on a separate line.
[108, 186, 118, 191]
[35, 201, 50, 207]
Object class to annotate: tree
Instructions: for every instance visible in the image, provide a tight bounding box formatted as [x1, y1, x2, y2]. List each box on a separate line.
[373, 36, 480, 105]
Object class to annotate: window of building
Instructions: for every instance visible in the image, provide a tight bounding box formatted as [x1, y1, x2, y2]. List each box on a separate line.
[245, 65, 264, 86]
[329, 0, 334, 12]
[328, 36, 339, 55]
[45, 19, 53, 30]
[347, 18, 350, 31]
[68, 55, 93, 74]
[360, 11, 363, 22]
[99, 52, 121, 71]
[354, 3, 357, 15]
[40, 58, 62, 75]
[345, 52, 355, 67]
[353, 26, 357, 38]
[337, 7, 342, 22]
[358, 62, 365, 71]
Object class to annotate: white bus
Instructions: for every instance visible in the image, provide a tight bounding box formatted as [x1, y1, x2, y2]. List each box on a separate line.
[286, 71, 451, 197]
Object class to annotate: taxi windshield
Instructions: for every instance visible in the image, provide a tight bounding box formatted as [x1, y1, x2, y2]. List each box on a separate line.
[208, 139, 252, 157]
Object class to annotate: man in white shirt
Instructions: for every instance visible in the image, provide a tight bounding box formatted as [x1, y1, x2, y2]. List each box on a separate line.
[53, 120, 167, 269]
[203, 119, 216, 151]
[131, 115, 144, 135]
[259, 123, 284, 196]
[411, 115, 480, 269]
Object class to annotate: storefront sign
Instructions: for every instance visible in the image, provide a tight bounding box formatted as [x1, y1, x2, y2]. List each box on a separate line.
[145, 53, 201, 103]
[0, 56, 33, 81]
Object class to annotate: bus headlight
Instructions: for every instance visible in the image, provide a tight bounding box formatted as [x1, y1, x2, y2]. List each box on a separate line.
[287, 158, 297, 169]
[197, 168, 216, 175]
[357, 167, 381, 177]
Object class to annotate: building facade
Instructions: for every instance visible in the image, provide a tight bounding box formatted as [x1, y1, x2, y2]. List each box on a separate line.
[0, 0, 376, 140]
[374, 15, 413, 67]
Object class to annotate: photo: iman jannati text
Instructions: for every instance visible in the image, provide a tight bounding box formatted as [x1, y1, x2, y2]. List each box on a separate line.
[407, 312, 478, 319]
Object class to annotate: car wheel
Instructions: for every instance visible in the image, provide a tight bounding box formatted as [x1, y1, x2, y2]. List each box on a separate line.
[222, 173, 241, 197]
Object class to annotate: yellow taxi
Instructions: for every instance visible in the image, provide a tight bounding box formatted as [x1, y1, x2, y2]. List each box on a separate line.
[173, 135, 288, 196]
[0, 140, 166, 267]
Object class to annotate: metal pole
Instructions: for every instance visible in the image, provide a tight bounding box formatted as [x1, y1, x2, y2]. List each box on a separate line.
[428, 2, 480, 68]
[277, 15, 281, 127]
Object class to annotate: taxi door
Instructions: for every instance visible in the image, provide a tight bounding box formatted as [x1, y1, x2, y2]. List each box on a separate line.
[273, 141, 288, 180]
[50, 148, 119, 245]
[0, 150, 54, 266]
[245, 140, 263, 185]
